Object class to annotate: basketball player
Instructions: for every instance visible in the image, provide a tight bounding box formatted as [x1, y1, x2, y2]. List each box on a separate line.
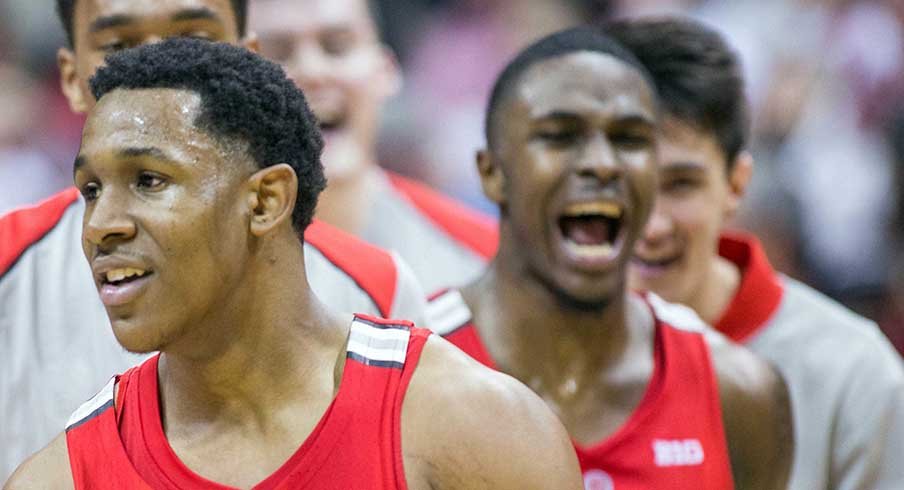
[4, 38, 582, 489]
[426, 27, 793, 488]
[250, 0, 499, 293]
[611, 17, 904, 489]
[0, 0, 427, 480]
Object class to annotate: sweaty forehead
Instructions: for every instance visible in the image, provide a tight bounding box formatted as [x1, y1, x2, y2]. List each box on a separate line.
[513, 51, 657, 119]
[82, 88, 207, 154]
[251, 0, 375, 35]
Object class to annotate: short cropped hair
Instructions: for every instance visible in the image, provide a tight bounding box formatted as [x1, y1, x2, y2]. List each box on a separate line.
[90, 37, 325, 232]
[56, 0, 248, 48]
[485, 26, 654, 148]
[605, 17, 750, 169]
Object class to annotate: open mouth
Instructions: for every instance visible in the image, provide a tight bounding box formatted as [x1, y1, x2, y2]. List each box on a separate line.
[97, 266, 154, 307]
[557, 201, 624, 263]
[101, 267, 151, 287]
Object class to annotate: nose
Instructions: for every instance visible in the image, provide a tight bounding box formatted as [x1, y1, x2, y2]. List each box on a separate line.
[576, 132, 621, 184]
[640, 197, 673, 245]
[287, 42, 331, 89]
[83, 190, 137, 253]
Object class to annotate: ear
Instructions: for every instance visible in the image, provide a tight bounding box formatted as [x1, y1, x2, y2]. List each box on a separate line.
[57, 47, 90, 114]
[246, 164, 298, 237]
[476, 149, 506, 205]
[242, 31, 260, 54]
[375, 44, 402, 99]
[724, 150, 753, 218]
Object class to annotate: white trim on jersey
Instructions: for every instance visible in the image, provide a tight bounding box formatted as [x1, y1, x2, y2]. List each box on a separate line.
[65, 377, 115, 431]
[425, 289, 472, 336]
[645, 292, 707, 332]
[347, 319, 411, 368]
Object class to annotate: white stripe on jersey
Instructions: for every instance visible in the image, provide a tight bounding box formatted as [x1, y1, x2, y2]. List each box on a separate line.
[66, 376, 115, 430]
[426, 289, 472, 336]
[347, 319, 411, 365]
[645, 292, 707, 332]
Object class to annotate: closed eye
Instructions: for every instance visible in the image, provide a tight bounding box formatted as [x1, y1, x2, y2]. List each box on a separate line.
[662, 177, 701, 193]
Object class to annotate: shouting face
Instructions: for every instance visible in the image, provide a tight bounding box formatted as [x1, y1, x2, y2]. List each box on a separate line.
[484, 51, 658, 308]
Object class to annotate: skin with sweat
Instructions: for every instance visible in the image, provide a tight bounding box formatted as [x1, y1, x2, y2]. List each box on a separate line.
[6, 84, 581, 490]
[468, 51, 659, 445]
[464, 50, 792, 490]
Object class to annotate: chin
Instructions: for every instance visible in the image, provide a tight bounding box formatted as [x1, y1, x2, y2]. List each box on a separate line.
[542, 271, 621, 313]
[110, 319, 168, 354]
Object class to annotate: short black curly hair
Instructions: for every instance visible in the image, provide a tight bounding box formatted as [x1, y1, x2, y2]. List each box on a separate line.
[605, 17, 750, 171]
[56, 0, 248, 49]
[90, 37, 325, 233]
[485, 26, 655, 148]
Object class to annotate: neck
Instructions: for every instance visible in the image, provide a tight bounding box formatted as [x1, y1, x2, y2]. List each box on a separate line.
[463, 231, 651, 392]
[315, 165, 383, 236]
[158, 230, 347, 429]
[689, 254, 741, 326]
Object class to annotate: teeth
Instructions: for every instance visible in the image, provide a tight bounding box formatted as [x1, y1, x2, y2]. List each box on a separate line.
[105, 267, 147, 283]
[564, 241, 615, 258]
[563, 202, 622, 219]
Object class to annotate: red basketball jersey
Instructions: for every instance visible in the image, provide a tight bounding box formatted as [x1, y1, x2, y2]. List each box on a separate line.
[65, 315, 431, 489]
[427, 289, 735, 489]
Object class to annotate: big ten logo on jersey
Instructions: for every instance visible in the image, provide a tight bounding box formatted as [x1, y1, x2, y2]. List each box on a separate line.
[583, 469, 614, 490]
[652, 438, 704, 467]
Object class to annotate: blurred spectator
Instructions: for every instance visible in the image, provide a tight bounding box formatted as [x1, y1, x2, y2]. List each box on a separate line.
[0, 64, 69, 214]
[0, 0, 900, 352]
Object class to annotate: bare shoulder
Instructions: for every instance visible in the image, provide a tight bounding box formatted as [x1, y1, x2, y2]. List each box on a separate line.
[4, 433, 73, 490]
[401, 335, 582, 490]
[704, 330, 793, 490]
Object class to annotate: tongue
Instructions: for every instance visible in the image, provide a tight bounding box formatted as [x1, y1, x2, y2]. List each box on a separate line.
[561, 216, 610, 246]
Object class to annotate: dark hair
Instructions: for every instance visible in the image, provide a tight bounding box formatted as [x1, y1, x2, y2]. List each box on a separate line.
[485, 26, 655, 147]
[56, 0, 248, 48]
[90, 37, 325, 232]
[605, 16, 750, 169]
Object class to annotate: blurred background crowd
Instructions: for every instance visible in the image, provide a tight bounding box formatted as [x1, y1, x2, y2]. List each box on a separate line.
[2, 0, 902, 352]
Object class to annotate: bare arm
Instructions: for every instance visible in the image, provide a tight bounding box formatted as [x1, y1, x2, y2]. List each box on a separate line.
[402, 336, 583, 490]
[3, 434, 73, 490]
[709, 333, 793, 490]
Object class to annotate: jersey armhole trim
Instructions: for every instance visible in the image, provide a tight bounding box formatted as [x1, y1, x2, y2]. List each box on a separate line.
[387, 172, 498, 260]
[0, 187, 80, 278]
[304, 220, 397, 317]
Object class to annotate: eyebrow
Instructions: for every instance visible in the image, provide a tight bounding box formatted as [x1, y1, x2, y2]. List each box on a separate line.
[90, 14, 135, 33]
[119, 147, 176, 162]
[73, 155, 86, 172]
[170, 7, 220, 23]
[89, 7, 219, 33]
[662, 161, 707, 172]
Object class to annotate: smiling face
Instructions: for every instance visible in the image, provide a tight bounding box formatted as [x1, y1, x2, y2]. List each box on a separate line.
[58, 0, 242, 113]
[629, 117, 743, 304]
[485, 52, 658, 308]
[251, 0, 399, 182]
[74, 88, 255, 353]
